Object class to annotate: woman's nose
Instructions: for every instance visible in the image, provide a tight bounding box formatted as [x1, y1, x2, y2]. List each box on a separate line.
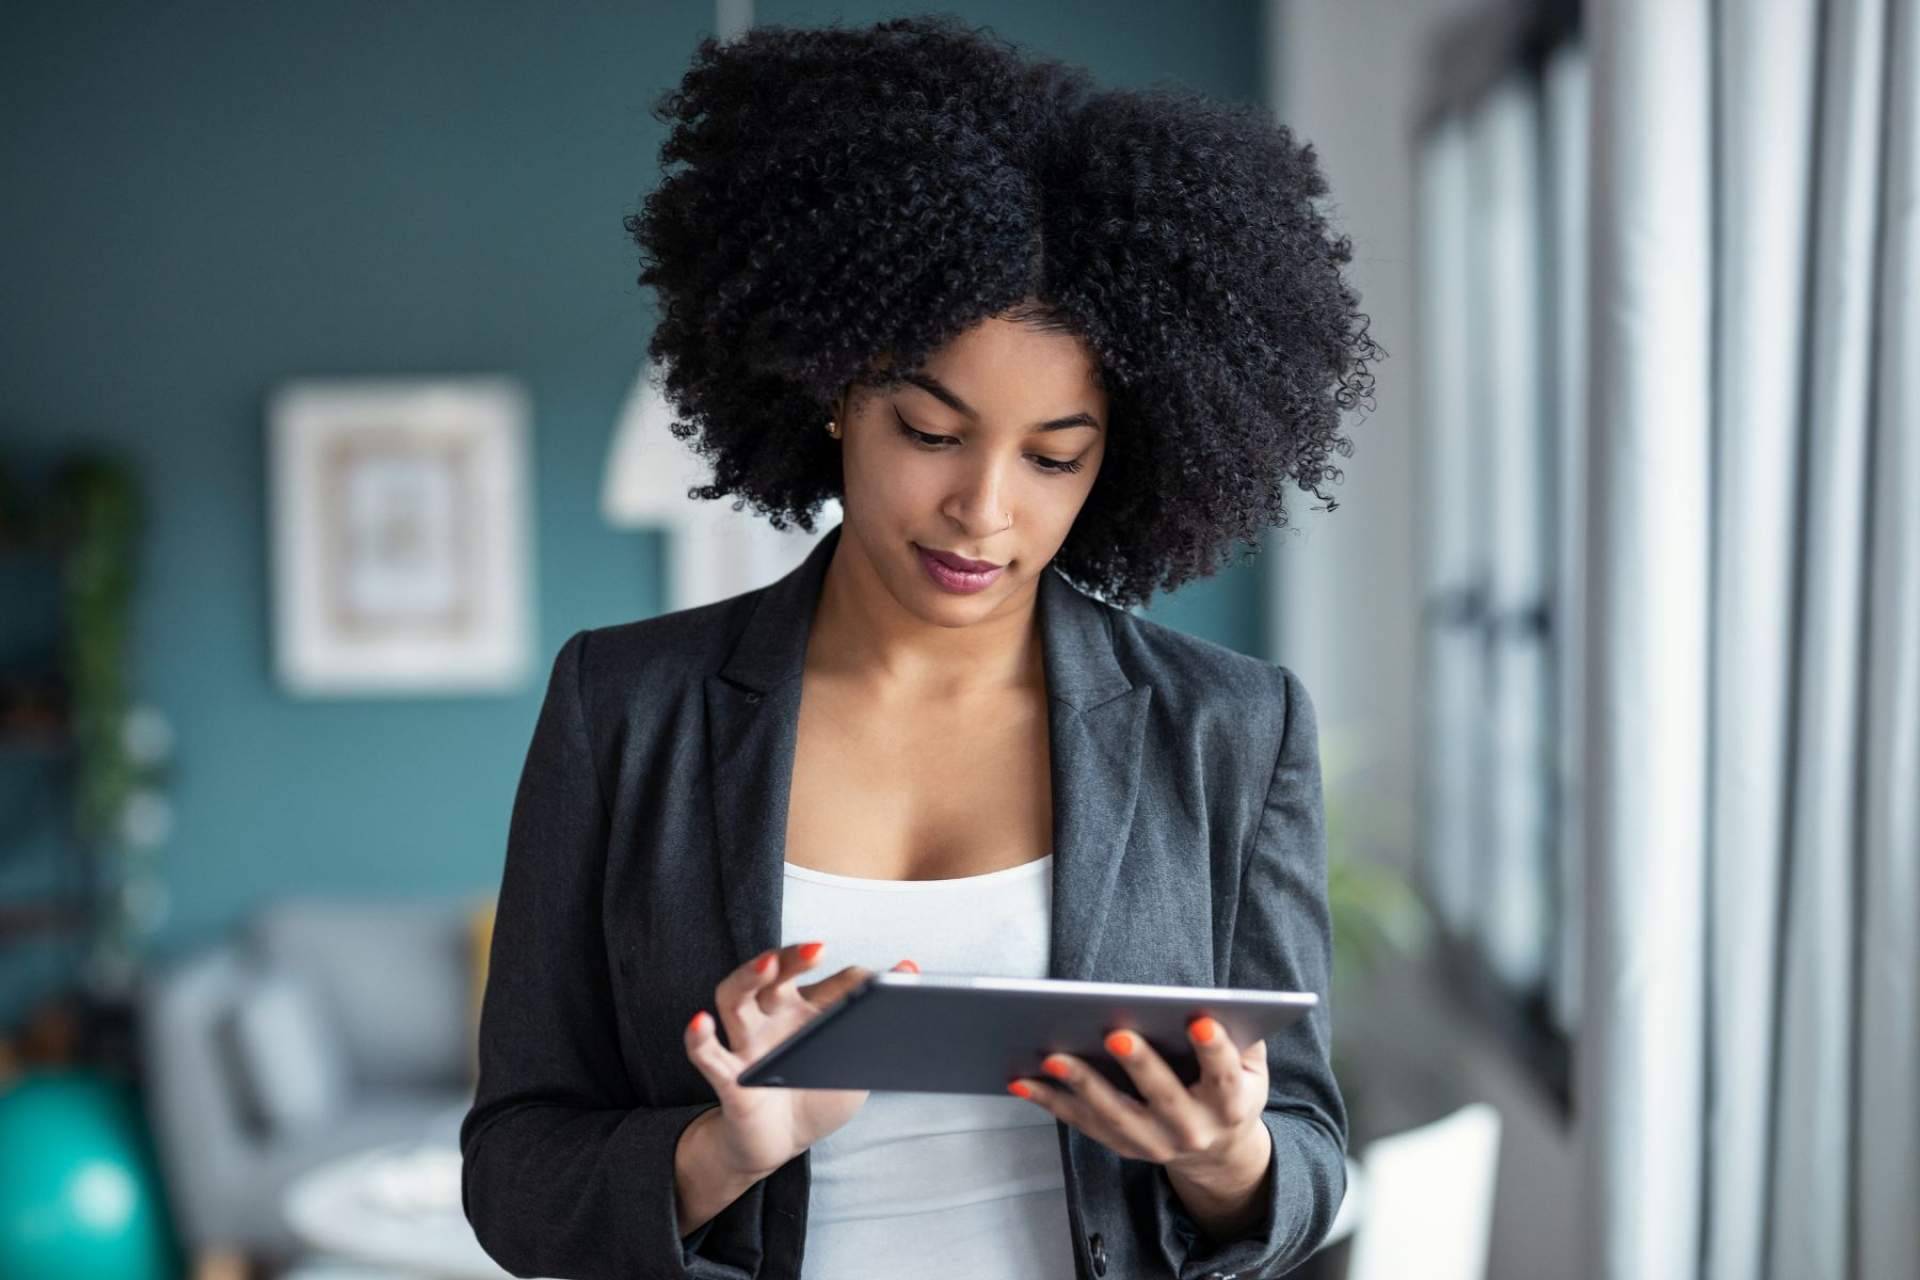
[944, 463, 1012, 535]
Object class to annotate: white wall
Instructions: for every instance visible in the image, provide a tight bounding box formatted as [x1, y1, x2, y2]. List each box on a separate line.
[1265, 0, 1449, 880]
[1266, 3, 1583, 1277]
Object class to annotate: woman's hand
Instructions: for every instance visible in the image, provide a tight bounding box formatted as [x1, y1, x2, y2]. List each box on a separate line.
[1005, 1017, 1273, 1186]
[682, 940, 916, 1182]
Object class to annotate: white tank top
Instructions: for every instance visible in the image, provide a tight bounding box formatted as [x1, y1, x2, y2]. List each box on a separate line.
[779, 853, 1079, 1280]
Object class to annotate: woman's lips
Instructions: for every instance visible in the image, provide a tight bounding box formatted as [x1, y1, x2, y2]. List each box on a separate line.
[920, 545, 1001, 572]
[915, 543, 1004, 593]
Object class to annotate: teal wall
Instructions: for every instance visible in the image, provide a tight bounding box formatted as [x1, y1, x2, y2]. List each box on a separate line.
[0, 1, 1271, 1025]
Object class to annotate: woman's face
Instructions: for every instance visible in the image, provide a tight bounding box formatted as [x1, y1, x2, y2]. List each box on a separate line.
[832, 313, 1108, 625]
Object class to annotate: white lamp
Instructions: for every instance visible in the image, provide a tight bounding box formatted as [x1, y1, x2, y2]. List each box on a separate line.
[601, 358, 839, 613]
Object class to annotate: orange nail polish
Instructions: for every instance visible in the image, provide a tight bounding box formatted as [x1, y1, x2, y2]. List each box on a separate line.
[1042, 1056, 1071, 1079]
[755, 951, 776, 974]
[895, 959, 920, 973]
[1190, 1017, 1218, 1044]
[798, 941, 825, 962]
[1008, 1080, 1034, 1099]
[1106, 1031, 1135, 1057]
[688, 1010, 709, 1033]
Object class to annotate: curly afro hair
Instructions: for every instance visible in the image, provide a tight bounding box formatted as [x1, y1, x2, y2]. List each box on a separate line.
[625, 14, 1380, 610]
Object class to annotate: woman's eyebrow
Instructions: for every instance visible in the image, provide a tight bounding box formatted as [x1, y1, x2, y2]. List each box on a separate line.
[901, 371, 1102, 432]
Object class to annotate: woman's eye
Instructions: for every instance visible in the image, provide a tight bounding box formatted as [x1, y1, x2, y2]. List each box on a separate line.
[897, 421, 947, 449]
[892, 414, 1085, 475]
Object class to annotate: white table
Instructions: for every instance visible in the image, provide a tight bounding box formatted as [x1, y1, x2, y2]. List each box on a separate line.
[282, 1142, 1362, 1278]
[281, 1141, 554, 1280]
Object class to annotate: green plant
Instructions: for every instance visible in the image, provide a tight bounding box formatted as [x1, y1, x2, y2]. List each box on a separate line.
[1313, 725, 1431, 1142]
[1317, 725, 1431, 1004]
[51, 459, 140, 848]
[44, 454, 173, 997]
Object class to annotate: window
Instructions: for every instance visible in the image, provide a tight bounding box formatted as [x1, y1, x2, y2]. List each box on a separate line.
[1414, 0, 1584, 1115]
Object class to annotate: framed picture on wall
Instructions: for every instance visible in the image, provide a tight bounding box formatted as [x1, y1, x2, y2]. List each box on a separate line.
[266, 376, 534, 696]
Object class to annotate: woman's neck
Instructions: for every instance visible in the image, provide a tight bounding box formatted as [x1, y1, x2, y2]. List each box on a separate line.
[805, 536, 1044, 701]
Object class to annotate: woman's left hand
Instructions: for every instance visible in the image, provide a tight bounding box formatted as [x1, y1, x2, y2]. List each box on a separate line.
[1007, 1017, 1272, 1179]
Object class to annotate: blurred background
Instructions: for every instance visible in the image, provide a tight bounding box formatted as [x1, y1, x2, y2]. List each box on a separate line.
[2, 2, 1914, 1278]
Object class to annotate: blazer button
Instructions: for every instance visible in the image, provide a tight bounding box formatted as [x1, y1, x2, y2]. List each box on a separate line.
[1088, 1231, 1107, 1275]
[744, 691, 761, 704]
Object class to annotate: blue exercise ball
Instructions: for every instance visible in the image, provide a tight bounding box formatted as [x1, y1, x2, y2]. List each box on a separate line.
[0, 1069, 181, 1280]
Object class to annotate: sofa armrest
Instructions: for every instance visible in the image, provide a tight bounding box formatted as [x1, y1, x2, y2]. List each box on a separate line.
[137, 943, 281, 1249]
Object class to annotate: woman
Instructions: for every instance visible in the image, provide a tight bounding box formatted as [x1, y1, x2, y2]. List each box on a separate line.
[461, 15, 1377, 1280]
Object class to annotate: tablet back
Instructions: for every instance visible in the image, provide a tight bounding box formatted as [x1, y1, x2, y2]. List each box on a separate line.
[736, 973, 1317, 1098]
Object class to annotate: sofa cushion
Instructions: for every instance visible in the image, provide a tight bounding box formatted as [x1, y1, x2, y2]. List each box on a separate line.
[246, 898, 476, 1092]
[215, 966, 350, 1140]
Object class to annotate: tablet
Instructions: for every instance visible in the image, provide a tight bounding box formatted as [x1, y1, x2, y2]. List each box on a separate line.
[734, 972, 1318, 1099]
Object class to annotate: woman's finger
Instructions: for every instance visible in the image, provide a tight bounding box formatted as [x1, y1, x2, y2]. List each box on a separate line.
[1187, 1017, 1249, 1116]
[1102, 1029, 1196, 1124]
[717, 940, 824, 1044]
[683, 1009, 745, 1096]
[712, 948, 780, 1046]
[1242, 1033, 1269, 1072]
[783, 958, 912, 1016]
[1039, 1051, 1168, 1155]
[795, 963, 876, 1012]
[755, 940, 829, 1016]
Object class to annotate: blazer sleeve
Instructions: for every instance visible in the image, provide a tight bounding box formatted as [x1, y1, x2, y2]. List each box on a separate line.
[460, 628, 769, 1280]
[1160, 664, 1350, 1278]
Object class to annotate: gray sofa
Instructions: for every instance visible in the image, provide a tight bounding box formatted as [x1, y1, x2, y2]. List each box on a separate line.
[137, 895, 488, 1261]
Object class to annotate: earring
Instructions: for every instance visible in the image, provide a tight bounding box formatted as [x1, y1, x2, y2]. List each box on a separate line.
[825, 418, 840, 438]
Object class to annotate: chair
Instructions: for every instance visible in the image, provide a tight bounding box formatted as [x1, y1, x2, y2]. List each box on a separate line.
[1345, 1102, 1503, 1280]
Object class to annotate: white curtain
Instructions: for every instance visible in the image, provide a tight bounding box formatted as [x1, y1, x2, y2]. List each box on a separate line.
[1855, 11, 1920, 1278]
[1581, 6, 1713, 1278]
[1581, 3, 1920, 1280]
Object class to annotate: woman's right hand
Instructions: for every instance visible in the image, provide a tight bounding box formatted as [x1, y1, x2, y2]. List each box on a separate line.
[682, 940, 915, 1182]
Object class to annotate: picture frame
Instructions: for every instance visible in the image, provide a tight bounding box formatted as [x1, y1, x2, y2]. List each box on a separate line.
[266, 376, 534, 696]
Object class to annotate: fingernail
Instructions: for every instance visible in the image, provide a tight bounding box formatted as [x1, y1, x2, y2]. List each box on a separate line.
[1008, 1080, 1034, 1099]
[893, 959, 919, 973]
[1042, 1056, 1071, 1079]
[687, 1010, 709, 1033]
[1189, 1017, 1218, 1044]
[755, 951, 776, 974]
[798, 940, 825, 962]
[1106, 1031, 1135, 1057]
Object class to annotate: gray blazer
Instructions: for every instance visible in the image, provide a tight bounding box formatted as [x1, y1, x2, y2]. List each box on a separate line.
[461, 521, 1347, 1280]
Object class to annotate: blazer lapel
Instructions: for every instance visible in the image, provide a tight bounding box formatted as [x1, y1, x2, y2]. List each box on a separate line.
[1035, 561, 1152, 982]
[703, 522, 1151, 983]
